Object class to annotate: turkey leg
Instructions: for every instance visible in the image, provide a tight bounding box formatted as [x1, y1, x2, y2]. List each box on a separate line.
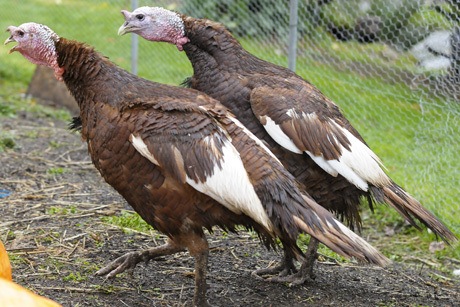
[95, 238, 185, 278]
[96, 233, 212, 307]
[251, 247, 298, 278]
[186, 235, 210, 307]
[269, 238, 319, 285]
[252, 237, 319, 285]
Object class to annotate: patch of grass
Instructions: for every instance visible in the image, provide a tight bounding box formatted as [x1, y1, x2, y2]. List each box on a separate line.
[0, 92, 72, 123]
[7, 253, 28, 266]
[49, 141, 63, 148]
[40, 232, 60, 244]
[47, 167, 66, 175]
[102, 210, 154, 234]
[0, 134, 15, 152]
[410, 5, 454, 30]
[43, 257, 68, 272]
[363, 206, 460, 273]
[93, 284, 122, 294]
[63, 271, 87, 282]
[75, 258, 100, 273]
[0, 103, 16, 117]
[47, 205, 77, 215]
[24, 130, 39, 139]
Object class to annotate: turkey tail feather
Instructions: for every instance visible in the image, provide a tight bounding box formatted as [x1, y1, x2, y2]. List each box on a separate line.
[372, 184, 457, 244]
[294, 196, 390, 267]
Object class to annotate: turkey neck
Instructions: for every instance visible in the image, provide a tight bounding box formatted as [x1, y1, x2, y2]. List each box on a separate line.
[181, 18, 284, 147]
[182, 17, 249, 66]
[55, 38, 134, 110]
[181, 16, 297, 81]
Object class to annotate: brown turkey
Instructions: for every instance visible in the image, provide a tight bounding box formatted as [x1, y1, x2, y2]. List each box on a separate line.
[117, 6, 458, 283]
[5, 22, 390, 306]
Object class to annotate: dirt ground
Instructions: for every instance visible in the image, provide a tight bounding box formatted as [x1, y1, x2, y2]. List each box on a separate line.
[0, 109, 459, 307]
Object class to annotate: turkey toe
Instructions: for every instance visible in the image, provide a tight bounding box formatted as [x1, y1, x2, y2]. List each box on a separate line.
[96, 242, 185, 278]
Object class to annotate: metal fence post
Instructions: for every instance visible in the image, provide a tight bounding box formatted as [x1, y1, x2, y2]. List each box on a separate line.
[131, 0, 138, 75]
[288, 0, 298, 72]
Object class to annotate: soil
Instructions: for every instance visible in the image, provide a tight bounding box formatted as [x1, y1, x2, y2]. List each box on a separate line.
[0, 109, 459, 307]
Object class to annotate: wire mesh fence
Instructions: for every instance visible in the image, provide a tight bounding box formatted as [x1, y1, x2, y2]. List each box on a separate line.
[0, 0, 458, 233]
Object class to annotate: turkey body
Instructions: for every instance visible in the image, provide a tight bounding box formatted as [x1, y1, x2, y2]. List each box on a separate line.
[183, 31, 367, 226]
[6, 23, 390, 306]
[117, 7, 457, 282]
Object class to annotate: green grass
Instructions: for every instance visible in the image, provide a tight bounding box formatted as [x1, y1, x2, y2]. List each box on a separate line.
[0, 0, 191, 86]
[0, 134, 15, 152]
[101, 210, 154, 235]
[0, 0, 458, 268]
[46, 205, 77, 215]
[63, 271, 87, 283]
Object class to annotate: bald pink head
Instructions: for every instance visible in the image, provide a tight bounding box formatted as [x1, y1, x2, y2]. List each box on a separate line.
[118, 6, 190, 51]
[5, 22, 64, 80]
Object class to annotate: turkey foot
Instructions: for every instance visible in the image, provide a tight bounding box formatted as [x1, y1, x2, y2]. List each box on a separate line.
[266, 238, 319, 286]
[96, 240, 185, 278]
[251, 251, 298, 280]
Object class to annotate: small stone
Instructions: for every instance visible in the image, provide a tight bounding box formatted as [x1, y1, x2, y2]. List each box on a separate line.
[384, 226, 395, 236]
[428, 241, 445, 253]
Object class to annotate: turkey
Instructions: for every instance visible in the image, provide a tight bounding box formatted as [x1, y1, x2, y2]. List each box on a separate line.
[6, 22, 389, 306]
[117, 6, 458, 283]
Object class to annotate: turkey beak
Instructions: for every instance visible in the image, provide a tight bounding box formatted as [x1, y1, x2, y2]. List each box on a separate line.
[4, 27, 17, 53]
[118, 10, 132, 36]
[118, 22, 129, 36]
[4, 36, 15, 45]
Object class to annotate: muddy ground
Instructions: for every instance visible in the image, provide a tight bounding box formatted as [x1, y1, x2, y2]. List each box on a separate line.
[0, 108, 459, 307]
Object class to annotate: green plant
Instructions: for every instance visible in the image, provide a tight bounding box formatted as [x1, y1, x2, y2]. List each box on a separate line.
[47, 167, 65, 175]
[63, 271, 87, 282]
[0, 136, 15, 151]
[47, 205, 76, 215]
[102, 210, 153, 234]
[0, 103, 16, 117]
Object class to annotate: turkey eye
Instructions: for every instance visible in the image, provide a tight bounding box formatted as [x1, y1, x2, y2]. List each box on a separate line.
[136, 14, 145, 21]
[17, 30, 24, 37]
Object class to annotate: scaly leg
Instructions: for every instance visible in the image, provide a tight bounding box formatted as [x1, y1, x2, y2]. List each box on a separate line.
[183, 233, 211, 307]
[95, 238, 185, 278]
[267, 237, 319, 286]
[191, 249, 210, 307]
[251, 248, 298, 280]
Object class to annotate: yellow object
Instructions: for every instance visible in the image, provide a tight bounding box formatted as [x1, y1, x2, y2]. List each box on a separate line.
[0, 240, 12, 280]
[0, 241, 61, 307]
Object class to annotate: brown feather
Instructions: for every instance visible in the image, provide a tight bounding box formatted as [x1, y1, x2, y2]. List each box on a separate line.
[50, 36, 392, 264]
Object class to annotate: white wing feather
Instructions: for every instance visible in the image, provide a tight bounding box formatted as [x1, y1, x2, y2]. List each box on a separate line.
[261, 111, 390, 191]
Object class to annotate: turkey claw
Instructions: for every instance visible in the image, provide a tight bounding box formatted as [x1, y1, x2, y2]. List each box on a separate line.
[251, 261, 297, 281]
[95, 251, 144, 278]
[95, 243, 185, 279]
[267, 261, 316, 286]
[266, 270, 312, 287]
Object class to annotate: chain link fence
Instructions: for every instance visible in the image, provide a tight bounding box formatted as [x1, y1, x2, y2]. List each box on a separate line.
[1, 0, 458, 234]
